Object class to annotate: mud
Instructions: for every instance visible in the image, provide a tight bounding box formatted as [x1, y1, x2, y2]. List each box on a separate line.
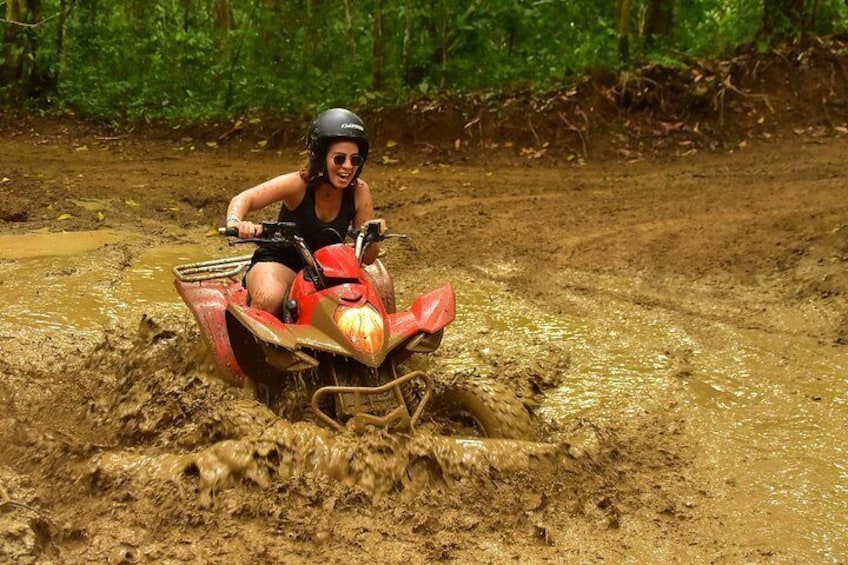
[0, 117, 847, 563]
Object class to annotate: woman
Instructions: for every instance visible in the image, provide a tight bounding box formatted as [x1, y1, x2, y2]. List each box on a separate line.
[225, 108, 383, 318]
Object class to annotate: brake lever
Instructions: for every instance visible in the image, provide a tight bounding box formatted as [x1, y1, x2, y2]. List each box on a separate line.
[228, 238, 266, 245]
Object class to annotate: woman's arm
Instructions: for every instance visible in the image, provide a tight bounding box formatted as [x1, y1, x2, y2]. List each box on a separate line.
[226, 172, 305, 238]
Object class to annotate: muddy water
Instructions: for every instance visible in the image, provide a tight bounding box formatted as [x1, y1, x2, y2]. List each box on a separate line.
[443, 269, 847, 560]
[0, 228, 127, 260]
[114, 241, 234, 311]
[683, 323, 848, 559]
[2, 233, 845, 561]
[0, 229, 134, 335]
[0, 231, 232, 335]
[446, 272, 674, 415]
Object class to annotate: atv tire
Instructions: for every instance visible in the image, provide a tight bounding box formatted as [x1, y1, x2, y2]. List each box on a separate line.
[431, 374, 535, 440]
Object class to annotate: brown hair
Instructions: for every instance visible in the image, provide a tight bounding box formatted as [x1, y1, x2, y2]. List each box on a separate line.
[297, 157, 322, 188]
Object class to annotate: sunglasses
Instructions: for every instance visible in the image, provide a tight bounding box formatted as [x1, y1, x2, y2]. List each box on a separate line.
[331, 153, 364, 167]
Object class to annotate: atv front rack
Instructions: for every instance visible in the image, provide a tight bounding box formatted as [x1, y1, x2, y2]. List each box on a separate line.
[311, 370, 432, 433]
[173, 255, 253, 282]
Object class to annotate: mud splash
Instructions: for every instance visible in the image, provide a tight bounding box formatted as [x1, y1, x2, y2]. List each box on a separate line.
[89, 417, 566, 507]
[0, 466, 50, 564]
[58, 315, 686, 562]
[85, 317, 573, 503]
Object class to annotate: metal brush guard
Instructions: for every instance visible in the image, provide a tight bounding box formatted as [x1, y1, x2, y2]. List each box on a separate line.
[173, 254, 253, 282]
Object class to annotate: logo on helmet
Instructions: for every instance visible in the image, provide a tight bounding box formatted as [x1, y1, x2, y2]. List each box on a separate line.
[340, 123, 365, 131]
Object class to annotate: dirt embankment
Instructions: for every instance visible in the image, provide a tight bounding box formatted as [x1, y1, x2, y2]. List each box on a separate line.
[5, 39, 848, 163]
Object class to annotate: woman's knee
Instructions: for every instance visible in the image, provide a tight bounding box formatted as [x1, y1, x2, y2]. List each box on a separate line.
[246, 264, 294, 314]
[250, 284, 285, 312]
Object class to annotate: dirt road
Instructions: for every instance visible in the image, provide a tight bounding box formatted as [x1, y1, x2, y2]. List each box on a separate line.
[0, 122, 846, 563]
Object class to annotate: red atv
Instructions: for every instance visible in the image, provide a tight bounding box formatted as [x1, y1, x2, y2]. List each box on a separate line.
[173, 221, 534, 439]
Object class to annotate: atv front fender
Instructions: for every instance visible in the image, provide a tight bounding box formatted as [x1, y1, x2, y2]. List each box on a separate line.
[410, 283, 456, 333]
[174, 280, 246, 386]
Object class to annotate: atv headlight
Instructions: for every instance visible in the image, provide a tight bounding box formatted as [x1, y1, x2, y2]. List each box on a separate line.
[333, 304, 384, 355]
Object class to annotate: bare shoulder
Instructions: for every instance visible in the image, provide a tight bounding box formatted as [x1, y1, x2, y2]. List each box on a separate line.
[249, 171, 307, 209]
[354, 178, 371, 193]
[353, 178, 376, 223]
[266, 171, 308, 194]
[354, 178, 373, 202]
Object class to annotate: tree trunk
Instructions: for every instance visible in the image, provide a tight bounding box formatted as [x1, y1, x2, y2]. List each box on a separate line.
[182, 0, 191, 32]
[439, 0, 448, 87]
[54, 0, 68, 88]
[213, 0, 235, 32]
[371, 0, 385, 91]
[617, 0, 632, 63]
[2, 0, 43, 98]
[642, 0, 673, 47]
[2, 0, 25, 87]
[342, 0, 356, 54]
[401, 0, 412, 86]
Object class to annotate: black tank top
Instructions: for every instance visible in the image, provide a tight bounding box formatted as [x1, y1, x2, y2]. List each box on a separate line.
[278, 185, 356, 251]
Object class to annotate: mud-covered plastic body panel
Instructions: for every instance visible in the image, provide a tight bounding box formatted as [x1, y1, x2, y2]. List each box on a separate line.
[175, 245, 456, 383]
[173, 278, 248, 385]
[313, 243, 362, 279]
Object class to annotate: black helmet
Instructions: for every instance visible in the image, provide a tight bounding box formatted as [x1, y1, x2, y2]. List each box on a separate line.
[306, 108, 369, 188]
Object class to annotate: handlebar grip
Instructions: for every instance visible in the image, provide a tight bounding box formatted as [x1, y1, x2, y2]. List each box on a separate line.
[218, 227, 239, 237]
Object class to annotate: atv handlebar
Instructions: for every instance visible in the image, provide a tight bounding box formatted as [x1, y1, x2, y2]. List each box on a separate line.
[219, 221, 321, 286]
[217, 220, 404, 289]
[218, 221, 298, 242]
[349, 220, 407, 261]
[218, 220, 404, 249]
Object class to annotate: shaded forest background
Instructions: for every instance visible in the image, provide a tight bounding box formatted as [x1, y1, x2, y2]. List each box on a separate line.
[2, 1, 847, 118]
[2, 1, 848, 160]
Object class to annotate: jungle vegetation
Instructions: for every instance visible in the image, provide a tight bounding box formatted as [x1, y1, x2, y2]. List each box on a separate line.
[2, 0, 847, 121]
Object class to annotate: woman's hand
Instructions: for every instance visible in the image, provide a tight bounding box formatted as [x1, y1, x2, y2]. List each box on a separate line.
[365, 218, 387, 235]
[227, 219, 263, 238]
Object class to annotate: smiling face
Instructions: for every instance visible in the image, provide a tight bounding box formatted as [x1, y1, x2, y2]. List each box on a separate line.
[325, 140, 362, 189]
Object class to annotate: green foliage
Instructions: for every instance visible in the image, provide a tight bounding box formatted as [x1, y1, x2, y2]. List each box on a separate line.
[1, 0, 846, 120]
[670, 0, 761, 54]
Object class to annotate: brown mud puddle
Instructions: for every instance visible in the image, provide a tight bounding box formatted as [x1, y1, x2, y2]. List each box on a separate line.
[0, 232, 230, 335]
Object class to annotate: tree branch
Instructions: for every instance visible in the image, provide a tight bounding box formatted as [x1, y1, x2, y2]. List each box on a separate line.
[2, 1, 78, 29]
